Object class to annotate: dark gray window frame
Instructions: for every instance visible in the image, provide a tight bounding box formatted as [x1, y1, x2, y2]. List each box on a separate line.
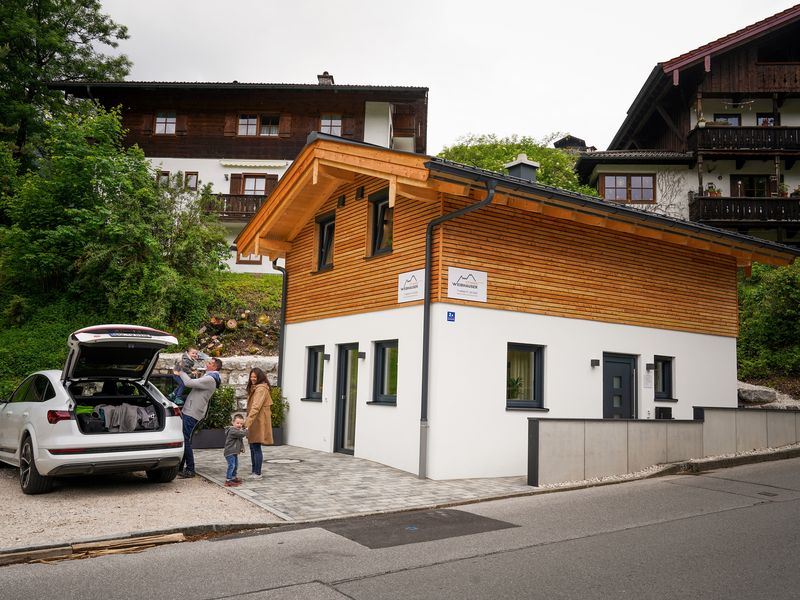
[316, 211, 335, 271]
[371, 339, 398, 405]
[506, 343, 544, 409]
[654, 355, 674, 401]
[369, 188, 392, 256]
[304, 346, 325, 401]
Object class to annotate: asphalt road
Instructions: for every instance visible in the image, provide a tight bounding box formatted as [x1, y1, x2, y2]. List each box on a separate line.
[2, 457, 799, 599]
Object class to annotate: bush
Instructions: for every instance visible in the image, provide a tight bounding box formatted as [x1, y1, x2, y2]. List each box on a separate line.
[270, 385, 288, 427]
[199, 385, 236, 430]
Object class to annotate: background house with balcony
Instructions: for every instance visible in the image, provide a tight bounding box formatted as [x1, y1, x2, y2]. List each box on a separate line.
[576, 5, 800, 248]
[55, 73, 428, 271]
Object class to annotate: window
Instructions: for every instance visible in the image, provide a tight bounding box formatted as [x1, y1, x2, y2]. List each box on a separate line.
[654, 356, 673, 400]
[369, 188, 393, 255]
[259, 115, 279, 136]
[154, 111, 176, 134]
[157, 171, 170, 186]
[730, 175, 772, 198]
[184, 172, 198, 190]
[713, 113, 741, 126]
[320, 113, 342, 136]
[506, 343, 544, 409]
[599, 174, 655, 203]
[756, 113, 779, 126]
[317, 213, 335, 270]
[305, 346, 325, 400]
[238, 114, 258, 136]
[243, 175, 267, 195]
[373, 340, 398, 404]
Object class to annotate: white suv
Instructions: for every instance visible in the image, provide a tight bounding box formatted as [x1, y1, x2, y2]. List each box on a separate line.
[0, 325, 184, 494]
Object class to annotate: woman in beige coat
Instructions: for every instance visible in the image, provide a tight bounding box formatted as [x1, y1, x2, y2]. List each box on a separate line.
[244, 367, 272, 480]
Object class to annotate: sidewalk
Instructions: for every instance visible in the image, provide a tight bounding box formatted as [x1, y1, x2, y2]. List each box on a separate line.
[193, 446, 533, 521]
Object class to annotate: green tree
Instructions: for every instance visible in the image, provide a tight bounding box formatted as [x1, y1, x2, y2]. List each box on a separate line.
[0, 105, 229, 332]
[438, 134, 597, 196]
[738, 261, 800, 378]
[0, 0, 130, 165]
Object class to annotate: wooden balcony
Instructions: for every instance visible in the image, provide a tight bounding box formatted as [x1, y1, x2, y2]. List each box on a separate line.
[204, 194, 267, 222]
[687, 126, 800, 152]
[689, 195, 800, 224]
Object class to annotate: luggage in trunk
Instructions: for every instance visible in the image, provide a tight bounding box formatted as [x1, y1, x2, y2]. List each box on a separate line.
[70, 381, 166, 434]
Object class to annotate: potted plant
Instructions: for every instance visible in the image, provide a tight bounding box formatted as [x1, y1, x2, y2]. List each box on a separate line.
[507, 377, 523, 400]
[270, 385, 289, 446]
[778, 182, 789, 198]
[192, 385, 236, 449]
[791, 185, 800, 198]
[706, 182, 721, 197]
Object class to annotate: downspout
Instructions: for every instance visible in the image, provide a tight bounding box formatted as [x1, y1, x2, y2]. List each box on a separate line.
[272, 260, 288, 388]
[418, 179, 496, 479]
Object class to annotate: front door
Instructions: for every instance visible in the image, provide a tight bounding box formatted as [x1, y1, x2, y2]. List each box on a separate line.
[335, 344, 359, 454]
[603, 353, 636, 419]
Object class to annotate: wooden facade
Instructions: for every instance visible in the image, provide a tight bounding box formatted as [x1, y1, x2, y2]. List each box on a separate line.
[239, 138, 796, 337]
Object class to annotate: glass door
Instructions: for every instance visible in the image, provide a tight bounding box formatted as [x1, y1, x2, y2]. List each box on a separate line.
[335, 344, 359, 454]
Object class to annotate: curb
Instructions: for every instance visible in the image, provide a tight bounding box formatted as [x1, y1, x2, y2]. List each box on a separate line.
[2, 444, 799, 566]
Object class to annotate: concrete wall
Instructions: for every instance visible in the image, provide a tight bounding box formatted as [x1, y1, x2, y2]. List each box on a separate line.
[531, 407, 800, 486]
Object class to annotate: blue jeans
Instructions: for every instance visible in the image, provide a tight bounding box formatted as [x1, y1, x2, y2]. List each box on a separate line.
[250, 442, 263, 475]
[225, 455, 238, 481]
[180, 414, 199, 472]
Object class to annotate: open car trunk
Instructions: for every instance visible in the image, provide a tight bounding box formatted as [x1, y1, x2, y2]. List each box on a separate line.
[69, 380, 167, 434]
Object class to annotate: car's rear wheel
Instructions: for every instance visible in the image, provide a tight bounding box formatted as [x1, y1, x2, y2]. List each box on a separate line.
[19, 437, 54, 495]
[145, 465, 179, 483]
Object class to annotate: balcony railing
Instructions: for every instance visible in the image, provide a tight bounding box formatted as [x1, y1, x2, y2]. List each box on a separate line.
[689, 194, 800, 223]
[204, 194, 267, 221]
[687, 126, 800, 152]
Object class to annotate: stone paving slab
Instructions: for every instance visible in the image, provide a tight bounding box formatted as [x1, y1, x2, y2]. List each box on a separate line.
[193, 446, 531, 522]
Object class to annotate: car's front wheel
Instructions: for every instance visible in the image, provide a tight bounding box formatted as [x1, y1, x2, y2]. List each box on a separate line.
[19, 437, 54, 495]
[145, 466, 179, 483]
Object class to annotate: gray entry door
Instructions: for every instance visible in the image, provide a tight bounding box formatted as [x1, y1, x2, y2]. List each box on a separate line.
[335, 344, 359, 454]
[603, 353, 636, 419]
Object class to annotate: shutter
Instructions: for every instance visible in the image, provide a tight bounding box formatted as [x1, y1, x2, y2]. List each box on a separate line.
[175, 114, 188, 135]
[141, 114, 153, 135]
[598, 175, 605, 198]
[278, 113, 292, 137]
[342, 115, 355, 137]
[224, 114, 237, 136]
[229, 173, 243, 194]
[264, 174, 279, 197]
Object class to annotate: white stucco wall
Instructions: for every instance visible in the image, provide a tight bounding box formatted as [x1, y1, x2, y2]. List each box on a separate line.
[363, 102, 392, 147]
[281, 299, 738, 480]
[594, 165, 695, 219]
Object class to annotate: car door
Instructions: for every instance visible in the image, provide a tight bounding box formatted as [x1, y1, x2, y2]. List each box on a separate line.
[0, 376, 35, 462]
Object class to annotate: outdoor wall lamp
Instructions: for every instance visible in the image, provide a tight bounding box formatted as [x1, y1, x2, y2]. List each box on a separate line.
[646, 363, 656, 371]
[357, 352, 366, 359]
[323, 353, 331, 361]
[590, 359, 600, 368]
[224, 173, 229, 181]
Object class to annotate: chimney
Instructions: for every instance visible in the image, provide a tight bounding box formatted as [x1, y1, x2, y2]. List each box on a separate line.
[317, 71, 335, 85]
[503, 153, 539, 182]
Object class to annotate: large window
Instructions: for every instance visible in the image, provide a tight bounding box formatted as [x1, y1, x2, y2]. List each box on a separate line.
[369, 188, 393, 255]
[654, 356, 674, 400]
[305, 346, 325, 400]
[154, 111, 176, 134]
[317, 213, 335, 270]
[373, 340, 398, 404]
[320, 113, 342, 136]
[730, 175, 773, 198]
[237, 114, 280, 137]
[713, 113, 741, 126]
[243, 175, 267, 195]
[507, 343, 544, 409]
[599, 174, 655, 203]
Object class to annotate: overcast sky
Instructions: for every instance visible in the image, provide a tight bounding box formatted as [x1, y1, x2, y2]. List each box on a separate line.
[100, 0, 795, 154]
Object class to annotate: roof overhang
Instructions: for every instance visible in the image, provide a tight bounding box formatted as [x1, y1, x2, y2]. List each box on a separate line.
[238, 136, 799, 269]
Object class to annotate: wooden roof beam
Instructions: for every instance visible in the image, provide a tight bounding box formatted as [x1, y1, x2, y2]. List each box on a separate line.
[397, 182, 439, 203]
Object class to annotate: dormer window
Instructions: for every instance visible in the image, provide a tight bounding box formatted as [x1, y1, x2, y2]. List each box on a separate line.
[154, 111, 176, 134]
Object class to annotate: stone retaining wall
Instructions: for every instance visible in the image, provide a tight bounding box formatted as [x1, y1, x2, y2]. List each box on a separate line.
[155, 354, 278, 410]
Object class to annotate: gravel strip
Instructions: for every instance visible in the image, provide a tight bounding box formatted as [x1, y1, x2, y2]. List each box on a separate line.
[0, 467, 279, 551]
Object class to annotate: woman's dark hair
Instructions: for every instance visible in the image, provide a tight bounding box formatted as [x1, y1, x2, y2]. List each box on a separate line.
[247, 367, 268, 393]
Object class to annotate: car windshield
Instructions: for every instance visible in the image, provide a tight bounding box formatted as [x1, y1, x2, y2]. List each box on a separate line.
[72, 346, 156, 379]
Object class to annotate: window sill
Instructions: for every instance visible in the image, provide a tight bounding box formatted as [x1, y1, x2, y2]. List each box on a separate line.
[364, 249, 392, 261]
[366, 401, 397, 407]
[312, 266, 334, 275]
[506, 406, 549, 412]
[300, 397, 322, 402]
[655, 397, 679, 403]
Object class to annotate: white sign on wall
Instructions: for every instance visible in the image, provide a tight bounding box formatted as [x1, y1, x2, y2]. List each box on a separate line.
[447, 267, 487, 302]
[398, 268, 425, 303]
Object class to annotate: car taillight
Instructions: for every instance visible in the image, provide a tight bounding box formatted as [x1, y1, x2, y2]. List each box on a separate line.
[47, 410, 73, 424]
[169, 407, 181, 417]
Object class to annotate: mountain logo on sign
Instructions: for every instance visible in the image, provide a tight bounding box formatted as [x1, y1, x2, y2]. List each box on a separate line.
[401, 275, 419, 290]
